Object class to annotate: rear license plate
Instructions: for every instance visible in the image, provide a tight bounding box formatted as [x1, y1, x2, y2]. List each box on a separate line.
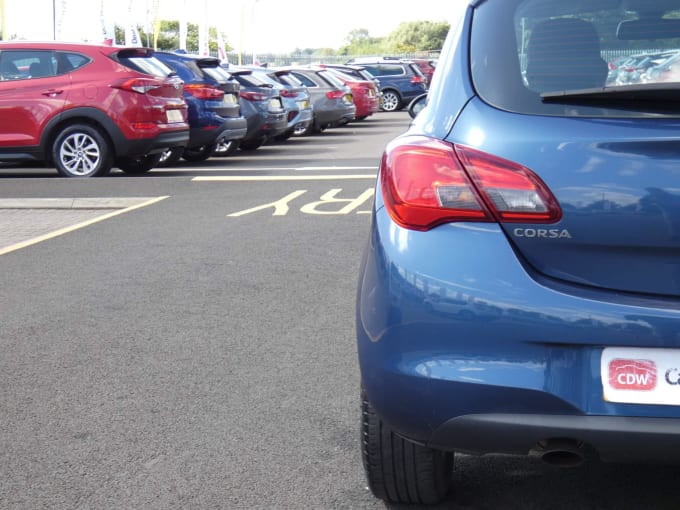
[269, 98, 282, 109]
[601, 347, 680, 405]
[166, 109, 183, 123]
[223, 94, 237, 104]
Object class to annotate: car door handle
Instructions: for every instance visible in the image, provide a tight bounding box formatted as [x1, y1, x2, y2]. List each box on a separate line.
[42, 89, 64, 97]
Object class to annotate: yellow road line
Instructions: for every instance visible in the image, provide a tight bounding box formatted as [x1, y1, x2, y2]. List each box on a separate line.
[0, 196, 169, 256]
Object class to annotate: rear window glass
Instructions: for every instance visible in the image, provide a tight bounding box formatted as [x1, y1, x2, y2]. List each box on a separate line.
[471, 0, 680, 117]
[201, 64, 232, 83]
[117, 51, 173, 77]
[319, 70, 346, 88]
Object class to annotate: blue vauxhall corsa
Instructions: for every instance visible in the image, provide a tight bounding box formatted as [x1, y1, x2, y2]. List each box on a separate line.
[356, 0, 680, 504]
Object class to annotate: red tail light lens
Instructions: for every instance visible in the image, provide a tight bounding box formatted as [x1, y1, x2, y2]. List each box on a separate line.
[381, 136, 561, 231]
[280, 89, 298, 98]
[184, 83, 224, 100]
[240, 90, 268, 101]
[326, 89, 345, 100]
[411, 76, 425, 84]
[111, 77, 164, 94]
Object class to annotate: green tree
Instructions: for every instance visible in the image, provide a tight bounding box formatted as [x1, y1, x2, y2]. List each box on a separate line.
[387, 20, 450, 52]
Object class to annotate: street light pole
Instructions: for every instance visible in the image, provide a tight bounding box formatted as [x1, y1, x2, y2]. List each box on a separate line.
[53, 0, 56, 40]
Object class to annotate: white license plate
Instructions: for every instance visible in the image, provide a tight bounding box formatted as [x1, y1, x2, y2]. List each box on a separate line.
[601, 347, 680, 405]
[297, 100, 310, 109]
[166, 109, 183, 123]
[223, 94, 237, 105]
[269, 98, 282, 109]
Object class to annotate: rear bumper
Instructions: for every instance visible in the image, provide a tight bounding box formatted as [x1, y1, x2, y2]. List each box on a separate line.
[357, 207, 680, 461]
[123, 128, 190, 156]
[430, 413, 680, 463]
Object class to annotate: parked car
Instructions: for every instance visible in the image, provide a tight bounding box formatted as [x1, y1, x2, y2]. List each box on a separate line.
[356, 0, 680, 505]
[153, 52, 247, 165]
[243, 67, 313, 139]
[344, 56, 428, 112]
[606, 51, 676, 86]
[279, 65, 356, 132]
[411, 58, 437, 84]
[318, 63, 382, 94]
[0, 42, 189, 176]
[214, 66, 288, 154]
[323, 68, 380, 120]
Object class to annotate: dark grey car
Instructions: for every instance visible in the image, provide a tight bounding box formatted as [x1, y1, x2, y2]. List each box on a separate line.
[278, 66, 356, 132]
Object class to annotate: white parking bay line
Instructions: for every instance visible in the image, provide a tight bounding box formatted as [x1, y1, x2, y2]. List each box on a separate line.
[193, 175, 376, 182]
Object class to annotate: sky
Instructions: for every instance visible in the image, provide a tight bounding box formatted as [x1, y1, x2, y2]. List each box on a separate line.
[1, 0, 456, 54]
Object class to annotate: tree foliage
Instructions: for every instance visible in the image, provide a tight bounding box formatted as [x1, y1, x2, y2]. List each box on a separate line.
[387, 21, 450, 52]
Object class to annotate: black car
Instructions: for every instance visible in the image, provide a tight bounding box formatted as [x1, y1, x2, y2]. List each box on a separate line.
[153, 52, 247, 165]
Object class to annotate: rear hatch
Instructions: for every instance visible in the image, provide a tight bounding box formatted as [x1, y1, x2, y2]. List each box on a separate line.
[466, 1, 680, 297]
[111, 48, 187, 124]
[196, 59, 241, 118]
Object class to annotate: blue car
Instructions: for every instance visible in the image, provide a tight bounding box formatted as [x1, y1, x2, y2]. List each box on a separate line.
[153, 52, 247, 164]
[345, 56, 427, 112]
[356, 0, 680, 505]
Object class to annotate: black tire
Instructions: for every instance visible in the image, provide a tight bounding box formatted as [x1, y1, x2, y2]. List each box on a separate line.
[117, 153, 162, 174]
[52, 123, 112, 177]
[239, 136, 266, 151]
[157, 147, 183, 167]
[361, 387, 453, 505]
[213, 139, 240, 157]
[274, 130, 293, 142]
[182, 143, 217, 162]
[380, 90, 402, 112]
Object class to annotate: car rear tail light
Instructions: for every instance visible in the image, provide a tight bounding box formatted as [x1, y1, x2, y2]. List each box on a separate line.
[280, 89, 298, 98]
[184, 83, 225, 100]
[411, 76, 425, 84]
[381, 136, 562, 231]
[326, 89, 345, 100]
[240, 90, 268, 101]
[111, 77, 164, 94]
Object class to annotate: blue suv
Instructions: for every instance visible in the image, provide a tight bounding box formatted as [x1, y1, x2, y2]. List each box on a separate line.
[154, 52, 247, 164]
[356, 0, 680, 505]
[345, 56, 427, 112]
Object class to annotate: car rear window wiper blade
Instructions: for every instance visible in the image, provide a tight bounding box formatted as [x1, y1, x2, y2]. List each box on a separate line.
[541, 83, 680, 104]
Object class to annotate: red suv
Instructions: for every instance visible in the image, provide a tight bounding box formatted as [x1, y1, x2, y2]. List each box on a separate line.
[0, 42, 189, 177]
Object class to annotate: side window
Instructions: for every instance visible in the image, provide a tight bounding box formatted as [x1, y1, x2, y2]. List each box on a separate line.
[380, 64, 405, 77]
[0, 50, 55, 81]
[362, 65, 380, 76]
[291, 72, 316, 88]
[55, 52, 90, 74]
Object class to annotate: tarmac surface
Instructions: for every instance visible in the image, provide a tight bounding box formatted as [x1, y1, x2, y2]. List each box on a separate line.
[0, 197, 164, 255]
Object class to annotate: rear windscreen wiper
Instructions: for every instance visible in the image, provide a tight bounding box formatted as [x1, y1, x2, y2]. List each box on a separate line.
[541, 83, 680, 104]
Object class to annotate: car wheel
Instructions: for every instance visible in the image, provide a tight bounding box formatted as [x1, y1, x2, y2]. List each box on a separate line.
[157, 147, 183, 167]
[361, 387, 453, 505]
[239, 137, 266, 151]
[182, 143, 217, 162]
[274, 130, 293, 141]
[293, 123, 310, 136]
[380, 90, 401, 112]
[117, 153, 162, 173]
[213, 139, 240, 157]
[52, 124, 112, 177]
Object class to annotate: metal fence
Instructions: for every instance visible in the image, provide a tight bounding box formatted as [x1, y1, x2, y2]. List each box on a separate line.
[218, 51, 440, 67]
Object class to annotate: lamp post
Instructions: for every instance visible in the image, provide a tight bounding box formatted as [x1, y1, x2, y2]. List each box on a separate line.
[53, 0, 56, 40]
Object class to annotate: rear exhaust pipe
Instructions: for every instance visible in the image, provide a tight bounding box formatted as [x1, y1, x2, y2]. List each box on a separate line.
[534, 438, 586, 467]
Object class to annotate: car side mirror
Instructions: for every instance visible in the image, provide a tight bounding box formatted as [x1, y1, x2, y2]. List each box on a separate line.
[408, 93, 428, 118]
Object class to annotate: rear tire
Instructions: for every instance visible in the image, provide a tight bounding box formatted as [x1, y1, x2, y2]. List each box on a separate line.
[213, 139, 240, 157]
[157, 147, 183, 167]
[361, 387, 453, 505]
[52, 124, 112, 177]
[117, 153, 162, 173]
[239, 136, 266, 151]
[380, 90, 402, 112]
[182, 143, 217, 162]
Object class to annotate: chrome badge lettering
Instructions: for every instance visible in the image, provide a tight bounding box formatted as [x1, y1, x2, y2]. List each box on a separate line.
[513, 228, 572, 239]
